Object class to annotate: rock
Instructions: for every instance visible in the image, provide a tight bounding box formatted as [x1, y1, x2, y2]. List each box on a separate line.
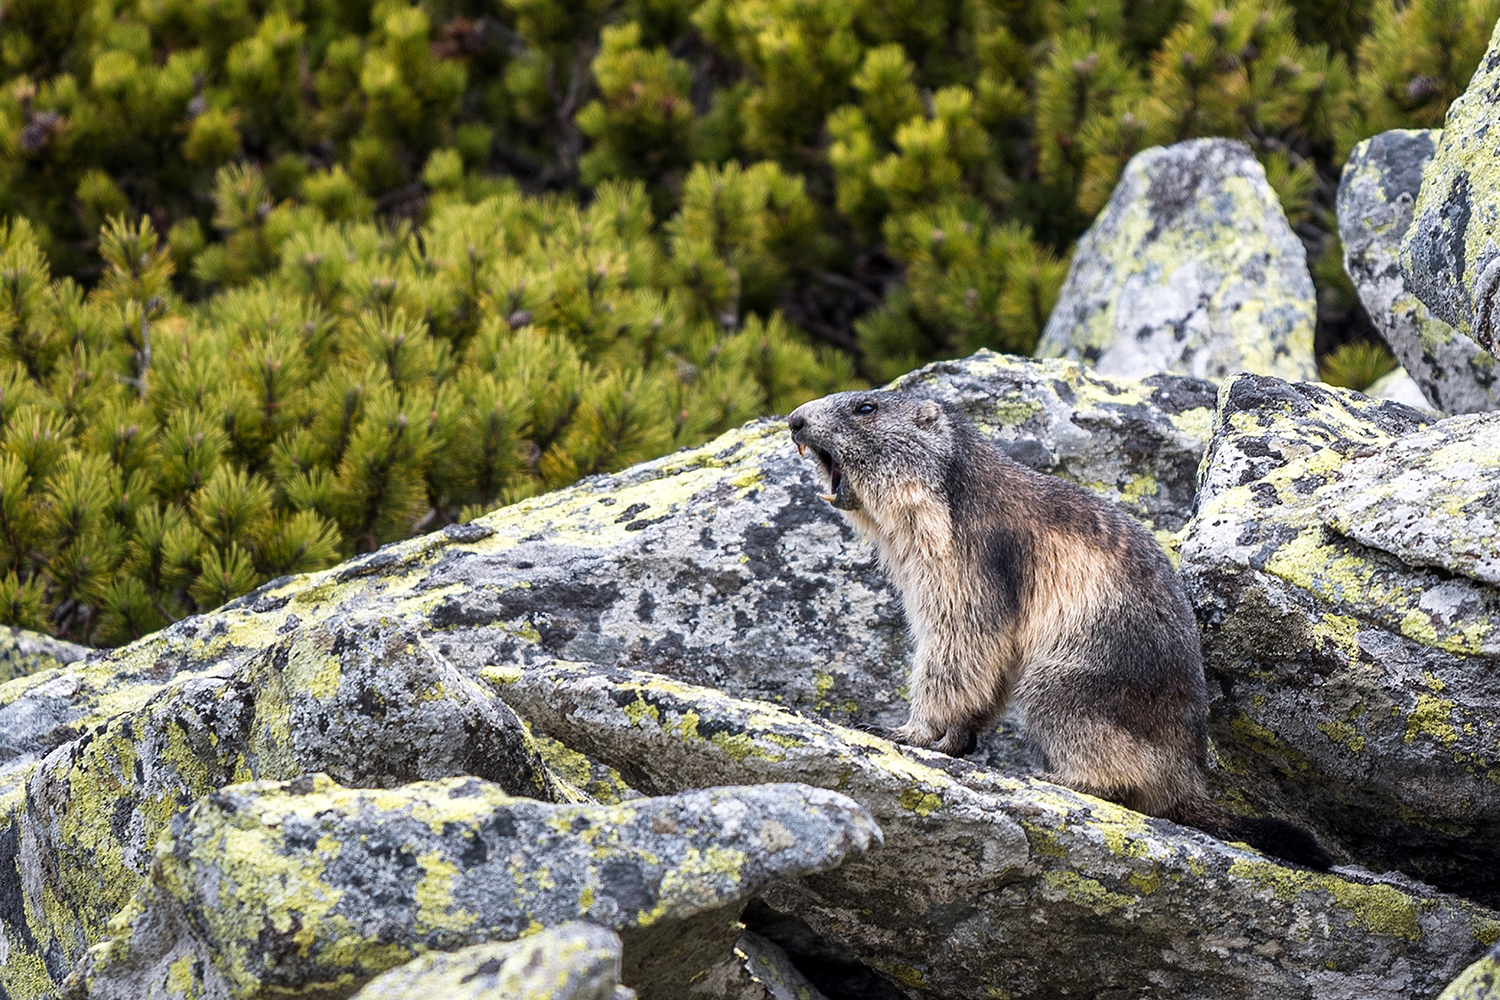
[500, 659, 1500, 1000]
[73, 776, 879, 1000]
[349, 923, 635, 1000]
[8, 616, 563, 992]
[1441, 941, 1500, 1000]
[737, 930, 830, 1000]
[1401, 19, 1500, 358]
[1364, 366, 1437, 411]
[1338, 129, 1500, 413]
[0, 627, 88, 686]
[1179, 374, 1500, 905]
[1036, 138, 1318, 383]
[1315, 411, 1500, 585]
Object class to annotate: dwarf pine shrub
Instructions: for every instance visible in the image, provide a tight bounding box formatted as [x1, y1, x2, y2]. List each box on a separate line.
[0, 182, 852, 644]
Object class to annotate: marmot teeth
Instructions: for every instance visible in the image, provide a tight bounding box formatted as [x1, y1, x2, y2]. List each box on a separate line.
[818, 492, 837, 503]
[797, 443, 806, 456]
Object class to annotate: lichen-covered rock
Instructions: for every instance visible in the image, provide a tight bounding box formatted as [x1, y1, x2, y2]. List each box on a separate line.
[74, 776, 878, 1000]
[1401, 21, 1500, 358]
[1441, 941, 1500, 1000]
[499, 660, 1500, 1000]
[1179, 374, 1500, 905]
[5, 617, 563, 996]
[0, 628, 88, 686]
[1338, 129, 1500, 413]
[349, 924, 635, 1000]
[1036, 138, 1317, 382]
[1315, 411, 1500, 585]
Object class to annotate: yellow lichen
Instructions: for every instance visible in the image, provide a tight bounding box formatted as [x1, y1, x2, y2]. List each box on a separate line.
[1043, 871, 1135, 914]
[1404, 694, 1459, 745]
[897, 788, 943, 817]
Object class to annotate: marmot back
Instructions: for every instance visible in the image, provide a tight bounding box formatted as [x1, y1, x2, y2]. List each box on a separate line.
[788, 389, 1332, 869]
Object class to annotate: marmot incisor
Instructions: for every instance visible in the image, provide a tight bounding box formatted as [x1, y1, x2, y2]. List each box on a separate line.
[788, 389, 1332, 869]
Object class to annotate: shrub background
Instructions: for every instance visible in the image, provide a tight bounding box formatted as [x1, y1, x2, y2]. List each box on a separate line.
[0, 0, 1495, 644]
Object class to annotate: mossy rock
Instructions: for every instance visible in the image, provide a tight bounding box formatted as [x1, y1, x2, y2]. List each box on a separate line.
[1440, 941, 1500, 1000]
[349, 924, 635, 1000]
[499, 659, 1499, 1000]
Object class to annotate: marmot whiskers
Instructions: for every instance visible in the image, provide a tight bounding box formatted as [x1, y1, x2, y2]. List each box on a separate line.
[788, 389, 1332, 869]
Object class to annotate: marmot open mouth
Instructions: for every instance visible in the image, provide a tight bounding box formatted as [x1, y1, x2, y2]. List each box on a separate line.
[813, 446, 843, 499]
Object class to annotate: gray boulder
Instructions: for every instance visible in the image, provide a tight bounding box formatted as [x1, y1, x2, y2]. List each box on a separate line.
[500, 659, 1500, 1000]
[1364, 366, 1438, 410]
[10, 617, 564, 991]
[73, 776, 879, 1000]
[1400, 18, 1500, 358]
[1338, 129, 1500, 413]
[349, 924, 634, 1000]
[1315, 411, 1500, 585]
[1179, 374, 1500, 905]
[1036, 138, 1318, 382]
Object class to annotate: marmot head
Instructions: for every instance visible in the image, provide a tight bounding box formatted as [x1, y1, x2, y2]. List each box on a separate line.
[787, 390, 957, 512]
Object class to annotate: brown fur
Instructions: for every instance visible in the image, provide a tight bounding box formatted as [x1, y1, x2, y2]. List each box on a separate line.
[787, 389, 1333, 868]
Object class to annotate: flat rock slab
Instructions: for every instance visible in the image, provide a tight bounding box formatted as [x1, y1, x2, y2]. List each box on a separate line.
[499, 660, 1500, 1000]
[1180, 375, 1500, 904]
[74, 776, 878, 1000]
[1316, 411, 1500, 585]
[1037, 138, 1317, 382]
[1401, 19, 1500, 357]
[1339, 130, 1500, 414]
[349, 924, 634, 1000]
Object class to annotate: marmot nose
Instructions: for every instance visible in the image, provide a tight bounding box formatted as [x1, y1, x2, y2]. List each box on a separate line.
[788, 413, 806, 433]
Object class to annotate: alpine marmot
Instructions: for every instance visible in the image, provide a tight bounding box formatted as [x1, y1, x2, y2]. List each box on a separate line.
[788, 389, 1331, 869]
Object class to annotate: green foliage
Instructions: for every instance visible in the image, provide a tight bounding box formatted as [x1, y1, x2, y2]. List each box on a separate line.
[1319, 338, 1398, 390]
[0, 189, 853, 645]
[1348, 0, 1500, 142]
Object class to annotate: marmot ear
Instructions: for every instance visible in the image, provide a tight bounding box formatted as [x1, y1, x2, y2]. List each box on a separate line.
[916, 399, 942, 427]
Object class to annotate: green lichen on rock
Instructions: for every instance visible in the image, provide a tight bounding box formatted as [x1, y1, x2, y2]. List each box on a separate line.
[349, 924, 635, 1000]
[1338, 129, 1500, 414]
[1037, 139, 1317, 383]
[504, 659, 1499, 1000]
[1180, 373, 1500, 904]
[1401, 17, 1500, 358]
[75, 775, 878, 1000]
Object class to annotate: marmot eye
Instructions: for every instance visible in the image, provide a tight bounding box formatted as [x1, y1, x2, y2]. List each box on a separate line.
[855, 402, 877, 415]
